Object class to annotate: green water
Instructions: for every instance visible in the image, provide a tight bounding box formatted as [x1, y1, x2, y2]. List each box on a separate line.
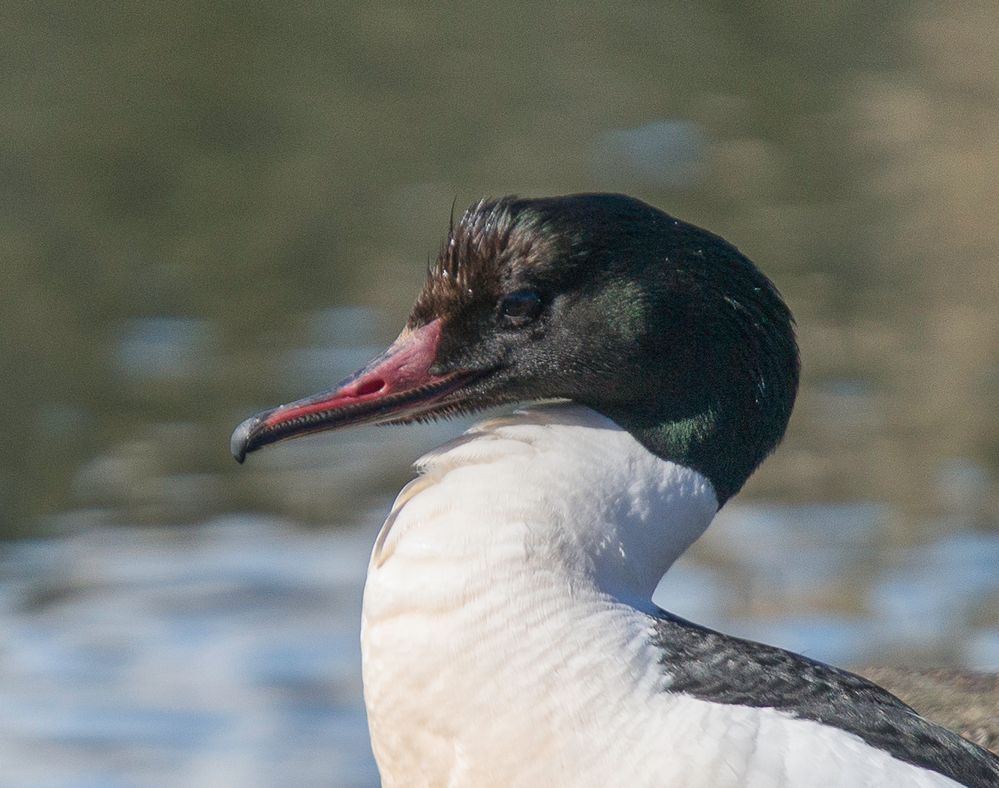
[3, 2, 998, 541]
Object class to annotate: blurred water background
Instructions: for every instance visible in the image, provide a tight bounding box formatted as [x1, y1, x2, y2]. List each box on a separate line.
[2, 3, 998, 786]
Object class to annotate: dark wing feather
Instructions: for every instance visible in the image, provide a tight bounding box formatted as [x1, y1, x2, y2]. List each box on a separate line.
[652, 612, 999, 788]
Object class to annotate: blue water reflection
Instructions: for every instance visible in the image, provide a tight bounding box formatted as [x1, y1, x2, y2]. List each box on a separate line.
[117, 318, 218, 382]
[2, 506, 996, 785]
[0, 518, 379, 787]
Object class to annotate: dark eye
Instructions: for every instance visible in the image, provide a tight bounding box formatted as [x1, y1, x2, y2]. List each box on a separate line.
[499, 289, 543, 326]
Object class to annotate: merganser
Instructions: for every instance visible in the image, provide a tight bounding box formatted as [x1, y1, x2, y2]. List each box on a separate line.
[231, 194, 999, 787]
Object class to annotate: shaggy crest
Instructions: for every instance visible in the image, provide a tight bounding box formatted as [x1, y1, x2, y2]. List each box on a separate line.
[408, 198, 561, 328]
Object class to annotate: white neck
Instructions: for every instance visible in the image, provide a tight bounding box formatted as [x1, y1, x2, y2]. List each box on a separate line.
[359, 404, 967, 788]
[360, 404, 719, 785]
[370, 403, 718, 607]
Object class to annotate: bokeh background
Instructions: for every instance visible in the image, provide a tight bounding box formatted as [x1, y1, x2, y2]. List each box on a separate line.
[3, 3, 998, 785]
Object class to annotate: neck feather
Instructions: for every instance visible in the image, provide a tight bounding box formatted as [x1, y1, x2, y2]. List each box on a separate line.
[600, 293, 799, 505]
[370, 404, 719, 608]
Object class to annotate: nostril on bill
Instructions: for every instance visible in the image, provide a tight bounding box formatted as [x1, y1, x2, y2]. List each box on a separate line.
[355, 378, 386, 397]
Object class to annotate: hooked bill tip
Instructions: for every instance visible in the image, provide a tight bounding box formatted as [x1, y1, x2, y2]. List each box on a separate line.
[230, 415, 261, 464]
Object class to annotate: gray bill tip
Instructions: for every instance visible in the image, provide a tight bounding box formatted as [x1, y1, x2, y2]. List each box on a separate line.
[230, 415, 262, 464]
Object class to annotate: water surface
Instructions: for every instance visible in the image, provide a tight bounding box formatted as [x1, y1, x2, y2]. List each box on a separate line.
[2, 3, 998, 785]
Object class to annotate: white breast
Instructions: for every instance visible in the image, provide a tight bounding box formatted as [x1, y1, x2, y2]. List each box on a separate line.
[359, 404, 962, 788]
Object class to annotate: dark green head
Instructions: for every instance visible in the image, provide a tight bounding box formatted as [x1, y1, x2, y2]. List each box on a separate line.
[232, 193, 799, 505]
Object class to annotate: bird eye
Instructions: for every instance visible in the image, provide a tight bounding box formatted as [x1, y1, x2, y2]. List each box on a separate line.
[499, 289, 542, 326]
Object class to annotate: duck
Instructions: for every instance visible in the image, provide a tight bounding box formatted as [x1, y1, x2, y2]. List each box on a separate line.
[231, 194, 999, 787]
